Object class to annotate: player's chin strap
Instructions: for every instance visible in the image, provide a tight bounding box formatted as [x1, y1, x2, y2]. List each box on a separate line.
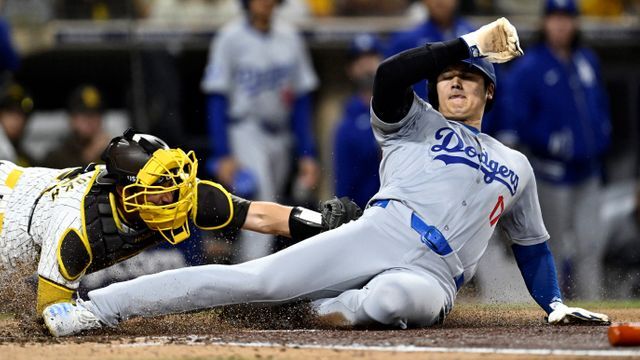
[159, 226, 189, 244]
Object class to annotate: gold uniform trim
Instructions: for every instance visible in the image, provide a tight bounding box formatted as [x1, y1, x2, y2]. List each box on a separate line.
[5, 168, 23, 189]
[36, 276, 75, 313]
[109, 192, 125, 231]
[0, 168, 23, 235]
[56, 170, 100, 281]
[192, 180, 234, 230]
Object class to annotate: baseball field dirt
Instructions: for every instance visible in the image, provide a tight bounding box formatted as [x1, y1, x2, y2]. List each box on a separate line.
[2, 300, 640, 359]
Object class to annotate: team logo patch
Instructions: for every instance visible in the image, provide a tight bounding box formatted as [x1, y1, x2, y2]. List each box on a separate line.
[431, 127, 519, 195]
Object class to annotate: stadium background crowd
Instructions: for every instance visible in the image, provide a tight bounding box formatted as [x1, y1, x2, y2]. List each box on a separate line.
[0, 0, 639, 303]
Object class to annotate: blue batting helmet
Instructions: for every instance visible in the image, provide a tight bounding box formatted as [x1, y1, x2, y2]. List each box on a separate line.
[428, 57, 497, 113]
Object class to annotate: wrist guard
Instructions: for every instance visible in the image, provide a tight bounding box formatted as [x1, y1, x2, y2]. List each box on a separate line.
[289, 206, 323, 243]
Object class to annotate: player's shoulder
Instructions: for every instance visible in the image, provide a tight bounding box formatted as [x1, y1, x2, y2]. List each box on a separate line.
[482, 134, 530, 162]
[271, 19, 304, 44]
[272, 18, 297, 34]
[576, 46, 601, 66]
[217, 18, 248, 39]
[192, 178, 234, 230]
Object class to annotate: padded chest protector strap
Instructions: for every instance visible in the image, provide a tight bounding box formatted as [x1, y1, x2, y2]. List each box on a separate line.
[82, 180, 164, 274]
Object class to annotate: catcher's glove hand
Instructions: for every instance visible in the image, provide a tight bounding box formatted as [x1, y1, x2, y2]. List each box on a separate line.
[320, 197, 363, 230]
[547, 302, 610, 325]
[461, 17, 524, 63]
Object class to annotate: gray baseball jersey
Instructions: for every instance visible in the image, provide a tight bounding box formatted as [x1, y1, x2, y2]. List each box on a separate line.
[201, 18, 318, 129]
[369, 95, 549, 284]
[84, 96, 549, 329]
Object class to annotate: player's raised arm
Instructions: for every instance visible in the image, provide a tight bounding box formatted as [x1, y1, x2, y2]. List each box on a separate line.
[372, 17, 523, 124]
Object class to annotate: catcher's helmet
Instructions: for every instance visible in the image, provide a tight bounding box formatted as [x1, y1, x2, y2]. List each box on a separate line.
[102, 128, 198, 244]
[428, 57, 497, 113]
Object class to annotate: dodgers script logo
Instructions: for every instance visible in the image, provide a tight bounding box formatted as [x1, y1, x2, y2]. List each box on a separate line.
[431, 128, 519, 195]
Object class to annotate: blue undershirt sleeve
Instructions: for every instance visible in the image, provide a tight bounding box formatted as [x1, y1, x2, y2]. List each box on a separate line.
[512, 241, 563, 314]
[206, 94, 231, 158]
[291, 93, 316, 158]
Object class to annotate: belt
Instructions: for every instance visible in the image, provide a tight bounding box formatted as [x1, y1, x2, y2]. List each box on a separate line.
[370, 199, 465, 290]
[230, 118, 288, 135]
[259, 121, 287, 135]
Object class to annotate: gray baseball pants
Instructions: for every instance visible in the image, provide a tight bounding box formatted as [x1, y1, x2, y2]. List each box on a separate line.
[86, 200, 455, 329]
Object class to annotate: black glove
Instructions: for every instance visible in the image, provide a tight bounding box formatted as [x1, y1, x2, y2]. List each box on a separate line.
[320, 197, 363, 231]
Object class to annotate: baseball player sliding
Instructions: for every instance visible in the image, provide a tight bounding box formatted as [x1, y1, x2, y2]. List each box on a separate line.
[44, 18, 608, 337]
[0, 129, 359, 320]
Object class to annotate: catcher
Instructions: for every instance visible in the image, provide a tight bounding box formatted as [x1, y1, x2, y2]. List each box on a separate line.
[0, 128, 361, 317]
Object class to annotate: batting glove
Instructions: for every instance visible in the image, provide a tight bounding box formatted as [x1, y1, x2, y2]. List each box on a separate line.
[547, 302, 610, 325]
[461, 17, 524, 63]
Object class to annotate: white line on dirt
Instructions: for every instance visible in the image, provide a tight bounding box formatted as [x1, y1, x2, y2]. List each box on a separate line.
[115, 336, 640, 357]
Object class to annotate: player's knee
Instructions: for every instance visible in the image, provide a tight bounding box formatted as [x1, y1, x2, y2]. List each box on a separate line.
[363, 282, 412, 327]
[362, 276, 446, 328]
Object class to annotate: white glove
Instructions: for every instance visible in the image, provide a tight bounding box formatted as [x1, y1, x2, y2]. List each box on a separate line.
[461, 17, 524, 63]
[547, 302, 610, 325]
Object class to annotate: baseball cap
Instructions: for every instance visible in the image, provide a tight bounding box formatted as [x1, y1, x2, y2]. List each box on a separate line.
[348, 33, 383, 60]
[0, 83, 34, 115]
[461, 57, 496, 88]
[68, 85, 104, 114]
[544, 0, 579, 16]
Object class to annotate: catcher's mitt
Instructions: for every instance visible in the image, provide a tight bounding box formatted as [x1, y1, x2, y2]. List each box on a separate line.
[320, 197, 363, 230]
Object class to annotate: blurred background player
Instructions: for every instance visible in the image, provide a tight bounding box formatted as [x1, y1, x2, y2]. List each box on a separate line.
[0, 13, 19, 88]
[385, 0, 474, 99]
[505, 0, 611, 300]
[0, 84, 33, 165]
[42, 84, 111, 168]
[201, 0, 320, 261]
[333, 33, 382, 209]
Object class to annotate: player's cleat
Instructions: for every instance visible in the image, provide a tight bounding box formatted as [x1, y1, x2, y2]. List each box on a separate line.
[43, 300, 103, 337]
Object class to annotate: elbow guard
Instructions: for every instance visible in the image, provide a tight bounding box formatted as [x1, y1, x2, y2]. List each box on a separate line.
[288, 206, 323, 243]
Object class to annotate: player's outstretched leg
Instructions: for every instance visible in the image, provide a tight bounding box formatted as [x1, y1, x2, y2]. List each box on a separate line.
[313, 268, 448, 329]
[44, 202, 428, 336]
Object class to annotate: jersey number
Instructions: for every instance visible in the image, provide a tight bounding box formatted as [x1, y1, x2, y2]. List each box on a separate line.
[489, 195, 504, 226]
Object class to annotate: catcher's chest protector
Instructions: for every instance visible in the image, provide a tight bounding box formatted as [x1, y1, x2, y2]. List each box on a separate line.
[80, 182, 164, 274]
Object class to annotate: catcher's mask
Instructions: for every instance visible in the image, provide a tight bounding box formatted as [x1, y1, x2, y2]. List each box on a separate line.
[103, 129, 198, 244]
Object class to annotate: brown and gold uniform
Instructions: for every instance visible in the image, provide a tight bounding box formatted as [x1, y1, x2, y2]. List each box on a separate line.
[0, 160, 246, 313]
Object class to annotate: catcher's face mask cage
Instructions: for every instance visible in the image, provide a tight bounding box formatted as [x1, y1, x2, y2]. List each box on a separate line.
[121, 148, 198, 244]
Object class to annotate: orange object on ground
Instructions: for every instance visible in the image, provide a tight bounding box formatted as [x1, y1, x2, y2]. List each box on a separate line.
[609, 323, 640, 346]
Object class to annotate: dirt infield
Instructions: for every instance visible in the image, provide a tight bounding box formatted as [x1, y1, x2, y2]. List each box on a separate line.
[2, 301, 640, 359]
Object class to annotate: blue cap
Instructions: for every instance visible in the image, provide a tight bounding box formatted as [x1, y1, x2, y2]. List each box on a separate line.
[544, 0, 579, 16]
[348, 33, 383, 59]
[462, 57, 497, 88]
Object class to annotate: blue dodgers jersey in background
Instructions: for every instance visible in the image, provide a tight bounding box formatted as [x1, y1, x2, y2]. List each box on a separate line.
[334, 95, 380, 208]
[505, 44, 610, 184]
